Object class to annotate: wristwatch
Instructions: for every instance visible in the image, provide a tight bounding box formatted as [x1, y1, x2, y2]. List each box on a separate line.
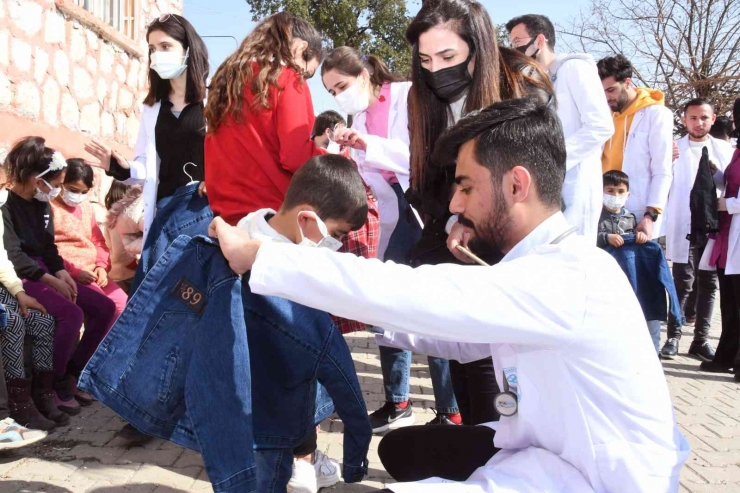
[644, 211, 659, 222]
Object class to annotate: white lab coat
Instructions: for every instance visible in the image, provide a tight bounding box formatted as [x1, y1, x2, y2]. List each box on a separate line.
[119, 102, 162, 246]
[620, 105, 674, 237]
[665, 136, 734, 263]
[249, 212, 690, 493]
[351, 81, 412, 260]
[699, 147, 740, 275]
[550, 54, 614, 242]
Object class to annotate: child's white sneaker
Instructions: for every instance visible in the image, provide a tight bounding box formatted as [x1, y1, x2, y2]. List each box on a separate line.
[287, 450, 340, 492]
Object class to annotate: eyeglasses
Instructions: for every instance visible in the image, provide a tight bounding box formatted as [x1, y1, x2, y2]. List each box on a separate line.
[151, 13, 182, 27]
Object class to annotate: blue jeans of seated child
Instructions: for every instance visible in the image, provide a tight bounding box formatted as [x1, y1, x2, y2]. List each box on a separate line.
[647, 320, 661, 354]
[379, 346, 458, 414]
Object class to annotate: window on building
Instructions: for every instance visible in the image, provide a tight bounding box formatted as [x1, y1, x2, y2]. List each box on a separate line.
[74, 0, 138, 40]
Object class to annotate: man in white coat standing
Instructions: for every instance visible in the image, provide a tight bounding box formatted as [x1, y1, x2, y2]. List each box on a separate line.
[506, 15, 614, 243]
[662, 99, 735, 361]
[597, 54, 674, 240]
[209, 97, 689, 493]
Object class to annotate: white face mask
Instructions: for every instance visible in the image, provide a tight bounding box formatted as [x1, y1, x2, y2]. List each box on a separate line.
[62, 189, 87, 207]
[326, 140, 342, 154]
[297, 211, 343, 252]
[35, 179, 61, 202]
[0, 189, 8, 208]
[150, 48, 189, 80]
[334, 75, 371, 116]
[603, 193, 628, 211]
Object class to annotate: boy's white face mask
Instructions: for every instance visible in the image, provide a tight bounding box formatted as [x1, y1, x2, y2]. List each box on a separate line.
[297, 211, 343, 251]
[603, 193, 628, 211]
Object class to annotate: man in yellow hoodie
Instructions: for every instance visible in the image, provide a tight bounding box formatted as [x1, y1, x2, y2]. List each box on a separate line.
[597, 54, 674, 242]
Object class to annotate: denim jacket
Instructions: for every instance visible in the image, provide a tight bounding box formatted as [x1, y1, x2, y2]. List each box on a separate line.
[79, 235, 256, 493]
[243, 276, 372, 483]
[131, 182, 213, 293]
[607, 235, 683, 323]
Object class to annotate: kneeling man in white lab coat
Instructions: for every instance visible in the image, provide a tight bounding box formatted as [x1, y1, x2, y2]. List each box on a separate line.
[210, 97, 690, 493]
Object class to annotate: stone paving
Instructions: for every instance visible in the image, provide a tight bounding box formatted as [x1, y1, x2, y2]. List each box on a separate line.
[0, 315, 739, 492]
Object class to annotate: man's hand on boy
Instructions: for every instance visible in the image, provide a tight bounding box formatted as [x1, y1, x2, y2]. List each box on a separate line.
[635, 232, 648, 244]
[607, 234, 624, 248]
[209, 217, 262, 275]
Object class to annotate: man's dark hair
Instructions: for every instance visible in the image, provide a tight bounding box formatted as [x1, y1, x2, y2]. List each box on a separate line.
[709, 116, 733, 141]
[597, 54, 633, 82]
[505, 14, 556, 50]
[683, 98, 713, 114]
[64, 158, 94, 188]
[283, 155, 368, 230]
[433, 96, 566, 209]
[311, 110, 346, 139]
[603, 170, 630, 190]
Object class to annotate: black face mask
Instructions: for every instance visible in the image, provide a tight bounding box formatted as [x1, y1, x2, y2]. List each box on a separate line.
[421, 57, 473, 101]
[515, 38, 539, 59]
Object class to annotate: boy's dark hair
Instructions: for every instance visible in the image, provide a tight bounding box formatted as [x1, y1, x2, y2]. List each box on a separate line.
[710, 116, 733, 141]
[311, 111, 346, 139]
[433, 96, 566, 209]
[105, 181, 132, 210]
[65, 158, 94, 189]
[683, 98, 713, 114]
[603, 170, 630, 190]
[282, 155, 368, 230]
[597, 54, 633, 82]
[505, 14, 556, 50]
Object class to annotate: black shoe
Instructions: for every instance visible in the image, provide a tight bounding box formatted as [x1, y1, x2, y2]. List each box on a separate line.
[699, 361, 733, 374]
[734, 372, 740, 383]
[425, 410, 460, 426]
[660, 338, 679, 359]
[368, 401, 414, 434]
[688, 341, 716, 362]
[118, 423, 154, 445]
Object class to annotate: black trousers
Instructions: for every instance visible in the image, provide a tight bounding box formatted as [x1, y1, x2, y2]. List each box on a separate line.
[378, 425, 499, 483]
[449, 357, 500, 425]
[713, 269, 740, 368]
[667, 237, 717, 341]
[0, 362, 8, 420]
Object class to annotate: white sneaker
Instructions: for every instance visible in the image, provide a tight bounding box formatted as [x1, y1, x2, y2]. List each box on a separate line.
[0, 417, 47, 450]
[314, 450, 341, 489]
[287, 457, 318, 493]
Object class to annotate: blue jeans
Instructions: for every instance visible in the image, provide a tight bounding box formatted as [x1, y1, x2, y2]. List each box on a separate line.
[647, 320, 662, 354]
[379, 346, 458, 414]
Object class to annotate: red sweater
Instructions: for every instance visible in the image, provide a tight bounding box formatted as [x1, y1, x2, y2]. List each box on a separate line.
[205, 65, 326, 225]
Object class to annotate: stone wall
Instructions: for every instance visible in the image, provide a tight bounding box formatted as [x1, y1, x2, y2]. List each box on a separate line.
[0, 0, 183, 210]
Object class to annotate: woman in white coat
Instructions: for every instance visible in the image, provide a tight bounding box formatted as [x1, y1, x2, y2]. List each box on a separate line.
[321, 47, 462, 429]
[84, 14, 209, 280]
[699, 98, 740, 380]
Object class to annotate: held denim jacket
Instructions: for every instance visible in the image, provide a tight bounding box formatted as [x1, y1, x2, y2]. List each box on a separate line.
[79, 235, 256, 493]
[607, 235, 684, 324]
[243, 277, 372, 484]
[131, 182, 213, 294]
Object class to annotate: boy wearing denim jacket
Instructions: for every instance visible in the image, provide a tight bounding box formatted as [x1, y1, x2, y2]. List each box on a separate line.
[598, 170, 664, 354]
[229, 154, 369, 493]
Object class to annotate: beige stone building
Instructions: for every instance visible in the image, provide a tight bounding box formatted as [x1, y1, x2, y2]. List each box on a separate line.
[0, 0, 182, 208]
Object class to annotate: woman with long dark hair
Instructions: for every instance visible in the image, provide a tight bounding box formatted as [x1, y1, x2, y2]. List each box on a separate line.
[400, 0, 554, 428]
[204, 12, 327, 226]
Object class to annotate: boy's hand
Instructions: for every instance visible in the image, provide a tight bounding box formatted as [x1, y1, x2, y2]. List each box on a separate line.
[608, 234, 624, 248]
[635, 232, 648, 244]
[209, 217, 262, 275]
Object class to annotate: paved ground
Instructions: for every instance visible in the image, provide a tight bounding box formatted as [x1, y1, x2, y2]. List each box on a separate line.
[0, 313, 738, 493]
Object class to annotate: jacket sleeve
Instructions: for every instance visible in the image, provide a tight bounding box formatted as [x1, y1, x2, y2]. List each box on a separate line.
[106, 108, 149, 185]
[0, 219, 25, 296]
[378, 331, 492, 364]
[356, 134, 410, 177]
[646, 107, 674, 211]
[597, 232, 609, 249]
[275, 72, 326, 174]
[726, 197, 740, 215]
[317, 332, 371, 483]
[561, 60, 614, 172]
[2, 206, 46, 281]
[42, 212, 65, 275]
[91, 215, 112, 270]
